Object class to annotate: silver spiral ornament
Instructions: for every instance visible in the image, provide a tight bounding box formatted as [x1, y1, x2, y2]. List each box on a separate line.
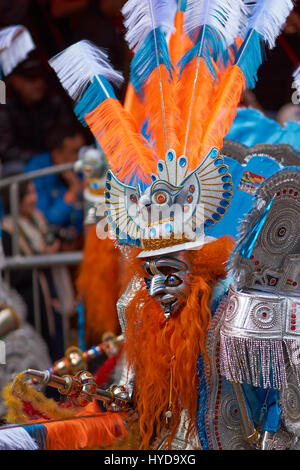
[261, 206, 300, 255]
[250, 303, 278, 329]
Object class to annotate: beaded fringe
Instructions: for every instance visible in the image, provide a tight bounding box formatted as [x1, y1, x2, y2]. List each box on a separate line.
[220, 332, 300, 390]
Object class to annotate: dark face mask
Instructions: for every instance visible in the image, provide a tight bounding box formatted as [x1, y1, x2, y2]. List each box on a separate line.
[143, 252, 188, 319]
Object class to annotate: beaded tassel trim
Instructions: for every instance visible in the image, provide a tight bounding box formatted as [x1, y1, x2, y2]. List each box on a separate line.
[220, 333, 300, 390]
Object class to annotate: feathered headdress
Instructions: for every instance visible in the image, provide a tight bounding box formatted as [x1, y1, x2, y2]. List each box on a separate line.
[0, 25, 35, 77]
[49, 0, 294, 257]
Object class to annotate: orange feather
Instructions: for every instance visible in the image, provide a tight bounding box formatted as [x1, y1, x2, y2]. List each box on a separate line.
[43, 401, 127, 450]
[177, 56, 217, 168]
[143, 65, 181, 158]
[124, 82, 145, 132]
[200, 64, 246, 157]
[169, 11, 194, 67]
[76, 226, 121, 345]
[84, 98, 158, 186]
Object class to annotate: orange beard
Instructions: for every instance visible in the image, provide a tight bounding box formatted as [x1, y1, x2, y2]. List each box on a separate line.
[124, 236, 235, 449]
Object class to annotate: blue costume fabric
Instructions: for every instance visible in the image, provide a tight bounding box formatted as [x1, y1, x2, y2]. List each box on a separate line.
[226, 108, 300, 152]
[195, 109, 300, 448]
[208, 108, 300, 240]
[25, 152, 83, 234]
[208, 154, 281, 240]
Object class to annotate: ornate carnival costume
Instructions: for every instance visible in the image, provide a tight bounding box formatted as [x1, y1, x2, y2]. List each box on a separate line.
[74, 145, 122, 345]
[1, 0, 300, 451]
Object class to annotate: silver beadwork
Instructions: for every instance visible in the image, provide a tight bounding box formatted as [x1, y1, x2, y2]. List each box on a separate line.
[220, 284, 300, 389]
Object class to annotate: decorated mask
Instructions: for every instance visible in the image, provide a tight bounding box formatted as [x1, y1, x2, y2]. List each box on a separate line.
[142, 252, 188, 319]
[74, 146, 107, 225]
[74, 146, 105, 179]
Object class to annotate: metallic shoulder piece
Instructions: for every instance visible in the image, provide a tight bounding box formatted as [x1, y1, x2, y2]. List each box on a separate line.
[220, 168, 300, 390]
[222, 140, 300, 167]
[203, 295, 299, 450]
[229, 167, 300, 296]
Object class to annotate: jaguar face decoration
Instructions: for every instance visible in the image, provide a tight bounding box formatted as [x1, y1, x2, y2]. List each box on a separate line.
[142, 253, 188, 319]
[104, 148, 233, 252]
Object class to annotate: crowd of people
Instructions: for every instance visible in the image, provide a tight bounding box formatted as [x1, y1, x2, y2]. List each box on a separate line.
[0, 0, 129, 360]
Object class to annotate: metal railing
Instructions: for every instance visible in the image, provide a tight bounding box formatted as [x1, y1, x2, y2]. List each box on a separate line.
[0, 163, 83, 349]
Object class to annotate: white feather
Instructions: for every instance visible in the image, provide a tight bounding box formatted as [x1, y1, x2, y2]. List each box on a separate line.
[49, 40, 123, 102]
[122, 0, 177, 52]
[241, 0, 294, 48]
[184, 0, 246, 47]
[0, 26, 35, 76]
[0, 427, 39, 450]
[294, 65, 300, 99]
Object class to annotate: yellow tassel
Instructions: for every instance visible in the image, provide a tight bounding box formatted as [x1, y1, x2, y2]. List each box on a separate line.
[2, 372, 74, 424]
[2, 374, 27, 424]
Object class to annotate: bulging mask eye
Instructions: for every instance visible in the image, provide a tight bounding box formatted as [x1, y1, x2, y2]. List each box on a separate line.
[142, 263, 153, 277]
[165, 274, 182, 287]
[152, 191, 169, 205]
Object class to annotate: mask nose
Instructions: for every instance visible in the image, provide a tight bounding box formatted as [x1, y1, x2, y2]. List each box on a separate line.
[138, 193, 151, 209]
[149, 274, 165, 298]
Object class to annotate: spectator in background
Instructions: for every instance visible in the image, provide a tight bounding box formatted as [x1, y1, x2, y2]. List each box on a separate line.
[25, 123, 86, 247]
[48, 0, 129, 99]
[275, 3, 300, 126]
[0, 178, 72, 361]
[252, 2, 300, 118]
[0, 51, 76, 176]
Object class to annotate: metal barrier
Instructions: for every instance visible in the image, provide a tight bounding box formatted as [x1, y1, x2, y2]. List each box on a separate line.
[0, 163, 83, 350]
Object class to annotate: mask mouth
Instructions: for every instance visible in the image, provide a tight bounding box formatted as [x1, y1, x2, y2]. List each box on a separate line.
[160, 298, 178, 319]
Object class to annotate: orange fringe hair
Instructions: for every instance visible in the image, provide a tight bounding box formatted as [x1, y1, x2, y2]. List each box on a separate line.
[76, 226, 121, 344]
[124, 235, 235, 449]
